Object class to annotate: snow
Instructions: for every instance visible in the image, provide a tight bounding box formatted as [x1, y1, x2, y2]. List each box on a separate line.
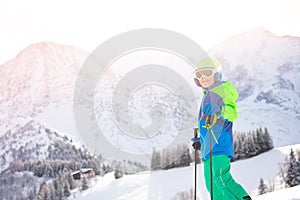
[255, 185, 300, 200]
[235, 98, 300, 147]
[37, 100, 78, 139]
[74, 145, 300, 200]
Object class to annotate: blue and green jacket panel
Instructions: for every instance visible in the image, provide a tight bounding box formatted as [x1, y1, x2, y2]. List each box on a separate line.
[198, 81, 238, 161]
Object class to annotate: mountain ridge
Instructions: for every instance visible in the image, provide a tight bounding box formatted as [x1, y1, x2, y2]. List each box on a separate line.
[0, 27, 300, 147]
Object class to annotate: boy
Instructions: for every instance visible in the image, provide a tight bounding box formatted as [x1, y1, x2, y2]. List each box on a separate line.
[192, 57, 251, 200]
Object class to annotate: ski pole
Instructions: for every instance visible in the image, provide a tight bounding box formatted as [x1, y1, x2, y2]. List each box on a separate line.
[208, 115, 217, 200]
[209, 126, 213, 200]
[193, 128, 198, 200]
[203, 115, 217, 200]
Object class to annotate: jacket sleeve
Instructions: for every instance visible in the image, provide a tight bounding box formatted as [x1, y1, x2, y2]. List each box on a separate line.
[221, 82, 238, 122]
[211, 82, 238, 122]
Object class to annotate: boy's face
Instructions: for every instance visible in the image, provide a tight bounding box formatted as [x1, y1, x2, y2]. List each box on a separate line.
[198, 75, 215, 88]
[194, 68, 217, 88]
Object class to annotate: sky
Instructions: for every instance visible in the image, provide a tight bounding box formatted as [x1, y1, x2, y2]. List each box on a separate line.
[0, 0, 300, 65]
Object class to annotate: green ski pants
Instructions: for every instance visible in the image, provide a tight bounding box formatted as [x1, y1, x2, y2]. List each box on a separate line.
[204, 155, 249, 200]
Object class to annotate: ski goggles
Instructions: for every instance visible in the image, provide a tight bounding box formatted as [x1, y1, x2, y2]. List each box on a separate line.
[194, 68, 218, 80]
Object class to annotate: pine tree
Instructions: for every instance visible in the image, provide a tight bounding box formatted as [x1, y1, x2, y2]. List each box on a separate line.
[285, 148, 300, 187]
[239, 133, 247, 159]
[45, 163, 54, 178]
[233, 128, 273, 161]
[191, 148, 201, 165]
[63, 180, 71, 197]
[53, 179, 63, 199]
[27, 189, 35, 200]
[82, 177, 89, 190]
[234, 134, 242, 160]
[168, 147, 176, 169]
[49, 184, 55, 200]
[246, 133, 256, 157]
[179, 148, 192, 167]
[195, 150, 201, 165]
[263, 127, 273, 150]
[37, 182, 51, 200]
[102, 164, 108, 175]
[92, 159, 101, 175]
[114, 162, 124, 179]
[161, 148, 171, 170]
[258, 127, 264, 145]
[268, 179, 275, 192]
[172, 146, 181, 168]
[258, 178, 268, 195]
[151, 149, 161, 171]
[67, 172, 76, 190]
[233, 132, 239, 156]
[255, 129, 264, 154]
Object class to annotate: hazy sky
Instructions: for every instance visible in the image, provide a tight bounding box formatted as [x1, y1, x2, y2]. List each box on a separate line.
[0, 0, 300, 65]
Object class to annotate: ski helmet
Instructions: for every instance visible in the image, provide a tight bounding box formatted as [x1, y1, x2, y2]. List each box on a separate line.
[195, 57, 222, 82]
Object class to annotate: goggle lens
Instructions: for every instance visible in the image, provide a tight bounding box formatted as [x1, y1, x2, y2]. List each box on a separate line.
[194, 69, 215, 79]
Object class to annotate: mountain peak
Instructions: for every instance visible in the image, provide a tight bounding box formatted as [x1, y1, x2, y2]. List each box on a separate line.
[0, 41, 89, 79]
[15, 41, 88, 63]
[0, 42, 90, 127]
[250, 26, 274, 36]
[250, 26, 269, 34]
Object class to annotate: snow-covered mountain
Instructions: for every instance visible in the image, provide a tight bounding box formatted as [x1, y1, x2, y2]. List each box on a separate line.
[0, 119, 87, 173]
[209, 27, 300, 146]
[0, 42, 88, 131]
[0, 28, 300, 199]
[74, 144, 300, 200]
[0, 27, 299, 154]
[0, 118, 107, 200]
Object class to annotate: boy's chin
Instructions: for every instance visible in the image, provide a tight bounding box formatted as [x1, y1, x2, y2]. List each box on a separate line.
[199, 79, 215, 88]
[201, 83, 212, 88]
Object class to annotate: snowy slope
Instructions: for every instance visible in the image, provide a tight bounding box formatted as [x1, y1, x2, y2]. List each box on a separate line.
[255, 185, 300, 200]
[74, 144, 300, 200]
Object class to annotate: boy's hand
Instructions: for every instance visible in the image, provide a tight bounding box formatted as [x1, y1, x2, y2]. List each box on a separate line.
[191, 137, 201, 150]
[202, 103, 221, 116]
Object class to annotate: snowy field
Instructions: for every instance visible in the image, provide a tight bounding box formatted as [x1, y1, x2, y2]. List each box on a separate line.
[74, 145, 300, 200]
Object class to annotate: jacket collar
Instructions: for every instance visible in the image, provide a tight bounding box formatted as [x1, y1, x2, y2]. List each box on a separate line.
[203, 81, 224, 95]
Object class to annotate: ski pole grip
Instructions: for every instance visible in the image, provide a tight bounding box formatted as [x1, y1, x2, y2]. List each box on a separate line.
[193, 128, 198, 138]
[205, 114, 218, 126]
